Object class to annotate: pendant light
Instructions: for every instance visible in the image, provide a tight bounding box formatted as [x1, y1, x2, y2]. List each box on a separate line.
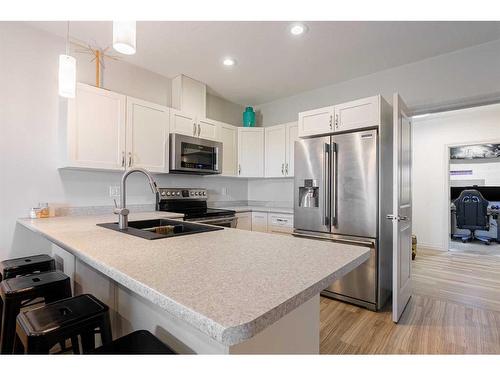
[113, 21, 136, 55]
[58, 21, 76, 98]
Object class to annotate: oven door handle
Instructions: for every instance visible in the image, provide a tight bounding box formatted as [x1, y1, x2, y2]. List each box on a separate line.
[192, 217, 237, 225]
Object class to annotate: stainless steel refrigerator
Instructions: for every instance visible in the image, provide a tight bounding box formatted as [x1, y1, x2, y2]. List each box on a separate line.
[293, 128, 392, 311]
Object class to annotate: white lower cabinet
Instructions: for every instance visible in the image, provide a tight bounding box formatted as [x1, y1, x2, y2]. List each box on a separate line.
[235, 212, 252, 230]
[267, 214, 294, 235]
[251, 212, 268, 233]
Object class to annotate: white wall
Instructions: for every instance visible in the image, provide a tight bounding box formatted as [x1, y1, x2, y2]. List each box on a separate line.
[0, 22, 246, 259]
[450, 160, 500, 186]
[412, 103, 500, 251]
[255, 39, 500, 126]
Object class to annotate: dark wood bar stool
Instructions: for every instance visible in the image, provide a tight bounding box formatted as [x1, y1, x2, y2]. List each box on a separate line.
[0, 254, 56, 343]
[92, 330, 176, 354]
[0, 254, 55, 282]
[14, 294, 112, 354]
[0, 270, 71, 354]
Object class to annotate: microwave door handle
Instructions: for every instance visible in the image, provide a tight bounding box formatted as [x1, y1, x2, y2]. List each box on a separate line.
[323, 143, 330, 227]
[331, 142, 337, 226]
[214, 147, 219, 172]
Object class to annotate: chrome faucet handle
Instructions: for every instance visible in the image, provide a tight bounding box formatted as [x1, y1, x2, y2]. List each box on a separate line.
[114, 207, 129, 215]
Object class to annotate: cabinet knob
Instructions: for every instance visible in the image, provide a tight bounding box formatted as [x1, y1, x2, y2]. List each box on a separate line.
[238, 164, 241, 175]
[285, 163, 289, 175]
[329, 115, 332, 129]
[121, 151, 125, 167]
[198, 123, 201, 137]
[128, 152, 132, 167]
[281, 163, 284, 175]
[335, 114, 339, 128]
[193, 123, 197, 136]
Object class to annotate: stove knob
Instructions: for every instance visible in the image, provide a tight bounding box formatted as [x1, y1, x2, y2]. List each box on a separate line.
[161, 191, 166, 196]
[202, 191, 206, 196]
[166, 192, 171, 196]
[190, 192, 194, 196]
[194, 192, 199, 196]
[176, 192, 181, 196]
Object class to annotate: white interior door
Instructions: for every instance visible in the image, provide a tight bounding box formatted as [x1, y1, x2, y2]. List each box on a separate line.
[391, 93, 413, 323]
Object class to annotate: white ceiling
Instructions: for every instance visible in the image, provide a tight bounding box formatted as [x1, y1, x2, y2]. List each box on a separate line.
[29, 21, 500, 106]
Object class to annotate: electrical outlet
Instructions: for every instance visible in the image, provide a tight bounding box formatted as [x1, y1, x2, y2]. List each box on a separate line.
[109, 186, 121, 198]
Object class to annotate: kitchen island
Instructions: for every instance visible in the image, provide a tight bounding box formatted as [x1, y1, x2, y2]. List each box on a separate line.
[17, 212, 369, 354]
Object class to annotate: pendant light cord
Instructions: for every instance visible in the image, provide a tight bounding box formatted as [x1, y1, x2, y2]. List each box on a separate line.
[66, 21, 70, 55]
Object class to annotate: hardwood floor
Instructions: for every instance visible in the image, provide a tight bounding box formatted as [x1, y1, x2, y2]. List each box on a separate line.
[319, 247, 500, 354]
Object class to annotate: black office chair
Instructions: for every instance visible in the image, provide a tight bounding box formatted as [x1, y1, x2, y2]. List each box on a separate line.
[453, 189, 492, 245]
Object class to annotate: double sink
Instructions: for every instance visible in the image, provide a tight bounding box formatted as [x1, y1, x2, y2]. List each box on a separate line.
[97, 218, 223, 240]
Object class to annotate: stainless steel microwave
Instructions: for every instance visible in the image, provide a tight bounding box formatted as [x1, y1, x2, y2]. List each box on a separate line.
[169, 133, 223, 175]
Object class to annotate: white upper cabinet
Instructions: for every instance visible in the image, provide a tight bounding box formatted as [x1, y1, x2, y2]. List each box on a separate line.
[285, 122, 299, 177]
[333, 95, 380, 132]
[218, 122, 238, 176]
[197, 117, 218, 140]
[126, 97, 170, 173]
[238, 128, 264, 177]
[170, 109, 197, 137]
[67, 83, 126, 170]
[265, 125, 287, 177]
[264, 122, 298, 177]
[170, 109, 218, 140]
[298, 106, 334, 137]
[171, 74, 206, 118]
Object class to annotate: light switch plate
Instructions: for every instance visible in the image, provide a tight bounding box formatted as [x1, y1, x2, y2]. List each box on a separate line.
[109, 186, 121, 198]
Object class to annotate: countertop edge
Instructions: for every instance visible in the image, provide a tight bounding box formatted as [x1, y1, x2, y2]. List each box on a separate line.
[17, 217, 368, 346]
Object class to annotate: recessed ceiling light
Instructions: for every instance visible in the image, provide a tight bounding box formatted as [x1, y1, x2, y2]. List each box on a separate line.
[222, 57, 236, 67]
[290, 23, 307, 36]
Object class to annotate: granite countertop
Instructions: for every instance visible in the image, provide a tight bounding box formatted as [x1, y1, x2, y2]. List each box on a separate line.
[17, 212, 369, 346]
[222, 206, 294, 214]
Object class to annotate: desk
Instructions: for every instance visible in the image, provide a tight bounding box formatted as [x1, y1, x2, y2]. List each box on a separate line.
[450, 202, 500, 242]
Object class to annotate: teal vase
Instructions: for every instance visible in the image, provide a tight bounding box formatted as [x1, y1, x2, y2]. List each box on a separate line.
[243, 107, 256, 127]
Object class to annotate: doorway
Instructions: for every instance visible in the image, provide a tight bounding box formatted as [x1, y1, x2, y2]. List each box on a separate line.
[447, 142, 500, 253]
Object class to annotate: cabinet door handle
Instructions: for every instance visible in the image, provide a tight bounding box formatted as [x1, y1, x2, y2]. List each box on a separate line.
[238, 164, 241, 175]
[281, 163, 284, 175]
[285, 163, 289, 175]
[335, 114, 339, 128]
[198, 123, 201, 137]
[121, 151, 125, 167]
[329, 115, 332, 129]
[193, 123, 197, 136]
[128, 152, 132, 167]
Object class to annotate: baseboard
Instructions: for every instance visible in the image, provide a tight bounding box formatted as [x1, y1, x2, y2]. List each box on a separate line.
[417, 243, 447, 252]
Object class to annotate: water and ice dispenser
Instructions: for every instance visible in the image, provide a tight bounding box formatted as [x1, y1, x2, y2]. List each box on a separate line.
[298, 179, 319, 208]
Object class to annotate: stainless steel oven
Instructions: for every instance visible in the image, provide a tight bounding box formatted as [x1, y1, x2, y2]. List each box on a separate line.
[170, 133, 222, 175]
[185, 216, 238, 228]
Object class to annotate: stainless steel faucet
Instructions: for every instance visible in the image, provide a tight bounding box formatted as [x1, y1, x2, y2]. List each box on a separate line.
[114, 168, 158, 230]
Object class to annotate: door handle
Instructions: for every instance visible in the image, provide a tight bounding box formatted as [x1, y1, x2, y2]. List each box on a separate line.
[281, 163, 284, 175]
[128, 152, 132, 167]
[335, 114, 339, 128]
[331, 142, 337, 226]
[121, 151, 125, 167]
[238, 164, 241, 175]
[285, 163, 289, 175]
[193, 123, 197, 136]
[323, 143, 330, 226]
[329, 115, 333, 129]
[198, 123, 201, 137]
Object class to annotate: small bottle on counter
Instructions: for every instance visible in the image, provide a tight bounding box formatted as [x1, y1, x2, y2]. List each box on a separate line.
[30, 207, 41, 219]
[39, 203, 50, 218]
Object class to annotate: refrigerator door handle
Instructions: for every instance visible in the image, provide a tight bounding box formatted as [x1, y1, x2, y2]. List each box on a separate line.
[323, 143, 330, 226]
[331, 142, 337, 226]
[292, 232, 375, 248]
